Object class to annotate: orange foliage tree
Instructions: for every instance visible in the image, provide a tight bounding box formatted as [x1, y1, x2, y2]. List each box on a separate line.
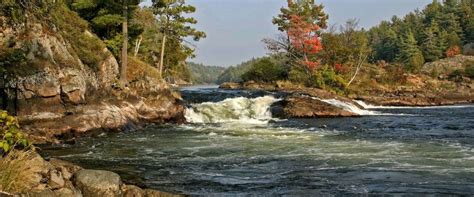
[446, 46, 461, 57]
[271, 0, 328, 73]
[288, 14, 323, 71]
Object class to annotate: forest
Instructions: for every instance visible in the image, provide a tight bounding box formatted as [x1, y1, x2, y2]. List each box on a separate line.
[220, 0, 474, 94]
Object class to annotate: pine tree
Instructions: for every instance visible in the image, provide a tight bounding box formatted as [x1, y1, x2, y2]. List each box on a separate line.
[71, 0, 142, 87]
[398, 30, 425, 72]
[422, 21, 444, 61]
[151, 0, 206, 79]
[459, 0, 474, 43]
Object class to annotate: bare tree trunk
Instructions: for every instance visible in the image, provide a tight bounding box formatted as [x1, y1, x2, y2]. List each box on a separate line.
[134, 35, 142, 57]
[347, 54, 368, 87]
[119, 0, 128, 87]
[159, 34, 167, 79]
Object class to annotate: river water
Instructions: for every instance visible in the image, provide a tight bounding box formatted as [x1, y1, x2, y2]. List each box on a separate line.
[42, 86, 474, 195]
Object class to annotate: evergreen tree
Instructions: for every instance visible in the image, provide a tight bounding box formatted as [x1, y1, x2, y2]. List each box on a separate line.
[398, 31, 425, 72]
[423, 0, 442, 24]
[370, 22, 399, 62]
[459, 0, 474, 43]
[422, 21, 444, 61]
[70, 0, 142, 56]
[151, 0, 206, 79]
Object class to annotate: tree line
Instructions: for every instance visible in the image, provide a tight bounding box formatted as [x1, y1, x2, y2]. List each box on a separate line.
[236, 0, 473, 93]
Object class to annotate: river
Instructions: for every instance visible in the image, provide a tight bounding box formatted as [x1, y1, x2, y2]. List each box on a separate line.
[41, 86, 474, 195]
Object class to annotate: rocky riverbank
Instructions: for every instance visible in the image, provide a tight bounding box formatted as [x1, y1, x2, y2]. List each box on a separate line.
[220, 79, 474, 118]
[0, 151, 181, 197]
[0, 18, 185, 144]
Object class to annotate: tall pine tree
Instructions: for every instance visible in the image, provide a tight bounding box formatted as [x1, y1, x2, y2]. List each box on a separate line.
[151, 0, 206, 79]
[398, 30, 425, 72]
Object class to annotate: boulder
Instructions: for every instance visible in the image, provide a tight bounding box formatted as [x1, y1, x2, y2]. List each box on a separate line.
[73, 170, 122, 197]
[122, 185, 144, 197]
[464, 43, 474, 56]
[49, 158, 83, 180]
[143, 189, 182, 197]
[273, 96, 358, 118]
[219, 82, 241, 89]
[47, 170, 65, 189]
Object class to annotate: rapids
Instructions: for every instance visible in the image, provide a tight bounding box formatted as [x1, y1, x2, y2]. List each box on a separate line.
[41, 86, 474, 195]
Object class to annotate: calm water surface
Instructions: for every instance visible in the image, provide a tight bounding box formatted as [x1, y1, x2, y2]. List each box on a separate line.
[41, 86, 474, 196]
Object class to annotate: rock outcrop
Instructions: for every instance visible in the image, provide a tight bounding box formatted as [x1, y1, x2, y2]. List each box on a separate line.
[0, 152, 181, 197]
[272, 96, 359, 118]
[219, 82, 242, 89]
[0, 14, 184, 144]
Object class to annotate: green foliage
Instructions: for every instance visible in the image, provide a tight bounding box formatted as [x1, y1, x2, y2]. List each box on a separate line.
[398, 31, 425, 72]
[321, 19, 370, 67]
[0, 111, 30, 155]
[272, 0, 328, 32]
[0, 0, 55, 24]
[50, 3, 109, 69]
[241, 58, 286, 82]
[187, 62, 225, 84]
[288, 65, 346, 93]
[367, 0, 472, 68]
[464, 60, 474, 79]
[0, 46, 28, 75]
[448, 69, 464, 82]
[217, 58, 264, 84]
[152, 0, 206, 41]
[309, 66, 347, 93]
[288, 67, 310, 85]
[70, 0, 142, 57]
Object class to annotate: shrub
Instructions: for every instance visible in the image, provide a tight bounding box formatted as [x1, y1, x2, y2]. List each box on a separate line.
[288, 67, 310, 85]
[448, 69, 464, 82]
[464, 61, 474, 79]
[0, 149, 37, 193]
[50, 3, 108, 70]
[405, 52, 425, 73]
[0, 111, 31, 155]
[241, 58, 286, 82]
[312, 66, 347, 92]
[446, 46, 461, 58]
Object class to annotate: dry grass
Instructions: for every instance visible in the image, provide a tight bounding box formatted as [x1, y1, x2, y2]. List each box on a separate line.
[0, 149, 39, 194]
[128, 57, 161, 81]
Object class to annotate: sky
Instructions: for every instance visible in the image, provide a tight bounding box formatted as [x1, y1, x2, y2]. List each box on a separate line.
[142, 0, 433, 67]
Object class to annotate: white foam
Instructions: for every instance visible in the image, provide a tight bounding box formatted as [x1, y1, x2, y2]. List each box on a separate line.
[319, 98, 379, 115]
[185, 96, 280, 124]
[354, 100, 474, 109]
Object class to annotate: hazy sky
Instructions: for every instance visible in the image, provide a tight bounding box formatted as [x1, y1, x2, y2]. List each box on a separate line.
[142, 0, 433, 67]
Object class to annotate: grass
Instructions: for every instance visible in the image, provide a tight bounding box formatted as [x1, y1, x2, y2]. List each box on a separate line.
[0, 150, 38, 194]
[128, 56, 161, 81]
[49, 3, 108, 71]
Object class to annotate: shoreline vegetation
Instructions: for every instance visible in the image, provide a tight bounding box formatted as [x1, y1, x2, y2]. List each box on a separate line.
[0, 0, 473, 196]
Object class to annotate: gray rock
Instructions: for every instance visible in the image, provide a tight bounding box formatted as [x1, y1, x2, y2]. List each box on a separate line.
[47, 170, 65, 189]
[20, 189, 55, 197]
[53, 187, 83, 197]
[122, 185, 144, 197]
[143, 189, 181, 197]
[73, 170, 122, 197]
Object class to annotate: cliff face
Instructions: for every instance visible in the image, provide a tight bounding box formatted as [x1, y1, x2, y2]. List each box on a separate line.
[0, 7, 184, 143]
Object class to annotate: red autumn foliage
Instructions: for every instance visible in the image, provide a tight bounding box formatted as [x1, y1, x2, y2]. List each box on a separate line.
[299, 60, 320, 71]
[288, 14, 323, 71]
[446, 46, 461, 58]
[334, 63, 348, 74]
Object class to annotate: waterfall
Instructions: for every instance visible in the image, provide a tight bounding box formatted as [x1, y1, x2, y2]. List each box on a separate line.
[319, 98, 378, 115]
[185, 96, 280, 124]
